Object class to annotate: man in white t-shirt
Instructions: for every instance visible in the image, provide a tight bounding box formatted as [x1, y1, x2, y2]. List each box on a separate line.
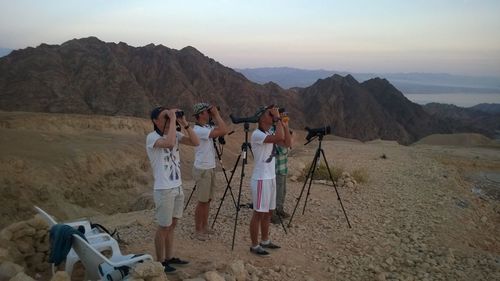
[249, 105, 289, 255]
[146, 106, 199, 273]
[191, 102, 228, 241]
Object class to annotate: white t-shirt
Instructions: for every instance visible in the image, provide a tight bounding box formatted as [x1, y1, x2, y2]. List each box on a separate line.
[251, 129, 276, 180]
[146, 131, 185, 190]
[193, 124, 216, 169]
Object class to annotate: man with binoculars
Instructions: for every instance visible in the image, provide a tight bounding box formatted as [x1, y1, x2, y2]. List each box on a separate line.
[249, 105, 291, 255]
[191, 102, 228, 241]
[147, 106, 200, 273]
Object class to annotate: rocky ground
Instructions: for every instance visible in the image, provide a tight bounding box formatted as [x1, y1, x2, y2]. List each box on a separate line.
[93, 139, 500, 281]
[1, 111, 499, 280]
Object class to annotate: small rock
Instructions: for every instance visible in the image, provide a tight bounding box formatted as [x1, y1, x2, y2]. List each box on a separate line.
[204, 271, 225, 281]
[228, 260, 246, 281]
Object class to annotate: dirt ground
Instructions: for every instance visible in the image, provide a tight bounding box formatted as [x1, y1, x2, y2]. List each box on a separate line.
[1, 111, 499, 280]
[97, 134, 500, 281]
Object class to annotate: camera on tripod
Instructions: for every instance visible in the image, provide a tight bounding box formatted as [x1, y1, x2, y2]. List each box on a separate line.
[305, 126, 331, 141]
[229, 113, 260, 124]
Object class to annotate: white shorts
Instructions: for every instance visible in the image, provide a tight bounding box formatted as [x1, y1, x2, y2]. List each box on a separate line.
[251, 179, 276, 212]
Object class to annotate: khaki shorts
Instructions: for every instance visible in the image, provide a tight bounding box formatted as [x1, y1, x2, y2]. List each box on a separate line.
[154, 187, 184, 227]
[193, 167, 216, 203]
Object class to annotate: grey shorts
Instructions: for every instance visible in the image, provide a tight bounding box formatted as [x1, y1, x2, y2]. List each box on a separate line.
[154, 187, 184, 227]
[193, 167, 217, 203]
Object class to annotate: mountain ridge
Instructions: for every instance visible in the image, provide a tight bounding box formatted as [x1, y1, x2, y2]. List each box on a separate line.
[0, 37, 493, 144]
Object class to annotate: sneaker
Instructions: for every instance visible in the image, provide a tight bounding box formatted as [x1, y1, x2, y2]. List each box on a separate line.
[165, 257, 189, 265]
[204, 229, 215, 235]
[260, 241, 281, 249]
[250, 246, 269, 256]
[161, 262, 176, 273]
[192, 232, 208, 241]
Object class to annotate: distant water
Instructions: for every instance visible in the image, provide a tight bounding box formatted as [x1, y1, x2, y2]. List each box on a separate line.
[404, 93, 500, 107]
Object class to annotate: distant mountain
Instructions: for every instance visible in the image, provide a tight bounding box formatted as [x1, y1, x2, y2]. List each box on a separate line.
[0, 37, 494, 144]
[423, 103, 500, 138]
[470, 103, 500, 114]
[299, 75, 451, 144]
[0, 48, 12, 57]
[237, 67, 500, 94]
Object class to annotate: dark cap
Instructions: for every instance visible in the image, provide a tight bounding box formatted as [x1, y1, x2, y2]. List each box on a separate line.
[150, 106, 166, 120]
[254, 104, 274, 119]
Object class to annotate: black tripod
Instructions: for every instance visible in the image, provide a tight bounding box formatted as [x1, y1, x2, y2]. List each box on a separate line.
[287, 134, 352, 228]
[184, 137, 237, 210]
[210, 122, 252, 250]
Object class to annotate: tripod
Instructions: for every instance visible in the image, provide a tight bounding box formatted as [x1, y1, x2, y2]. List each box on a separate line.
[210, 122, 252, 250]
[184, 137, 237, 210]
[287, 134, 351, 228]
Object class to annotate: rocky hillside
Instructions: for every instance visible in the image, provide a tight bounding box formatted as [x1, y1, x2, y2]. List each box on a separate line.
[0, 37, 301, 123]
[470, 103, 500, 114]
[0, 37, 490, 144]
[299, 75, 450, 144]
[423, 103, 500, 138]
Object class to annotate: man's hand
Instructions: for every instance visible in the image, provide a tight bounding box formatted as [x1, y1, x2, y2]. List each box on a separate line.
[171, 108, 188, 127]
[165, 109, 176, 120]
[209, 105, 220, 117]
[270, 107, 280, 120]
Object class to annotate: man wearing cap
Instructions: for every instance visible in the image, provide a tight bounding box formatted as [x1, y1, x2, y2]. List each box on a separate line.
[146, 107, 200, 273]
[249, 105, 288, 255]
[191, 103, 228, 241]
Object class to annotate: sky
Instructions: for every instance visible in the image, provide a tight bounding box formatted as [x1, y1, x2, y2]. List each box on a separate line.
[1, 0, 500, 76]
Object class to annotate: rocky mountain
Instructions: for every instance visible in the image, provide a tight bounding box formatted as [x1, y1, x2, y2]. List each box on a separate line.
[299, 75, 450, 144]
[0, 37, 300, 122]
[0, 37, 492, 144]
[470, 103, 500, 114]
[423, 103, 500, 138]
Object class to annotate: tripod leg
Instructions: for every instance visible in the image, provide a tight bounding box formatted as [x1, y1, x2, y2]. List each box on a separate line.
[222, 169, 238, 210]
[274, 210, 287, 234]
[302, 149, 321, 215]
[212, 154, 241, 229]
[320, 149, 352, 228]
[287, 154, 317, 228]
[184, 185, 196, 210]
[214, 144, 238, 209]
[232, 150, 248, 251]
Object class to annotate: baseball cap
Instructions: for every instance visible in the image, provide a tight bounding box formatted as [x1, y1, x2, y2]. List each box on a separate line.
[254, 104, 274, 119]
[150, 106, 166, 120]
[193, 102, 210, 115]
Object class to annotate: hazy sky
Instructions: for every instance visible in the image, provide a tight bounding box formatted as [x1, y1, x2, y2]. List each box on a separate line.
[1, 0, 500, 76]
